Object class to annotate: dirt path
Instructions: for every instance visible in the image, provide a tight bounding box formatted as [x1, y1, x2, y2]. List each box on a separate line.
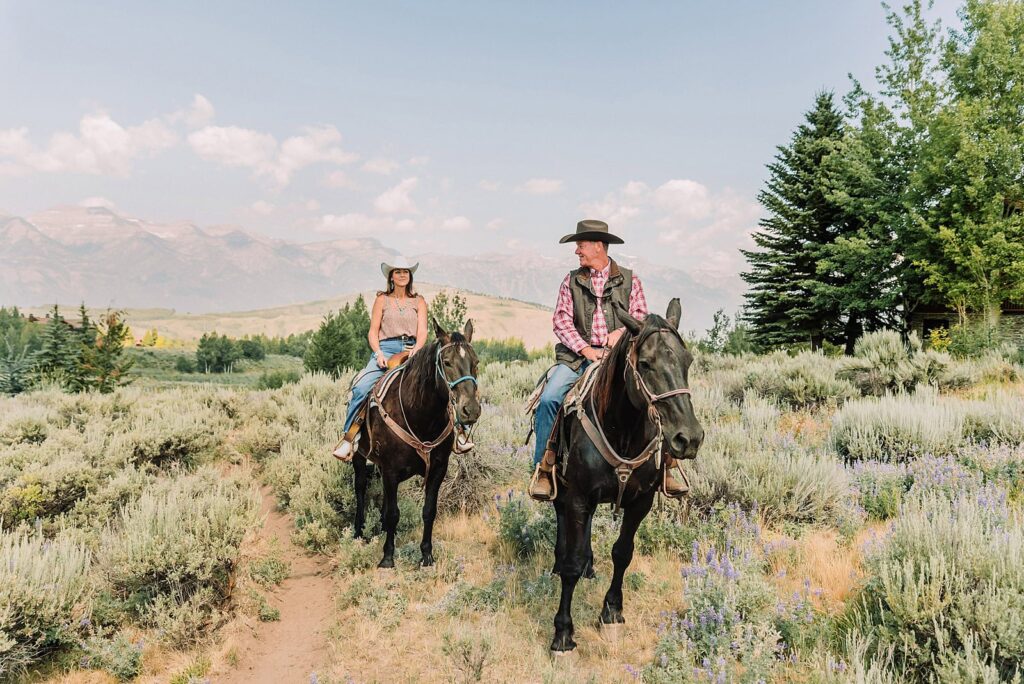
[211, 486, 336, 684]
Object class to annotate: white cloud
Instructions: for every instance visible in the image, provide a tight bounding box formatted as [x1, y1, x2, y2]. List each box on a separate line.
[440, 216, 471, 232]
[408, 156, 429, 166]
[304, 199, 321, 211]
[251, 200, 275, 215]
[317, 212, 416, 235]
[0, 113, 177, 176]
[362, 157, 400, 175]
[520, 178, 564, 195]
[323, 170, 355, 189]
[485, 219, 504, 231]
[168, 94, 216, 128]
[374, 177, 418, 214]
[478, 180, 500, 191]
[188, 124, 357, 187]
[653, 179, 713, 221]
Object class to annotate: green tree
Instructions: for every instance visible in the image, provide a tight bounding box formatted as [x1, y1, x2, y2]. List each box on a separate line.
[911, 0, 1024, 323]
[741, 92, 848, 350]
[428, 290, 467, 338]
[303, 299, 371, 379]
[238, 337, 266, 361]
[196, 332, 242, 373]
[34, 305, 80, 387]
[82, 311, 135, 393]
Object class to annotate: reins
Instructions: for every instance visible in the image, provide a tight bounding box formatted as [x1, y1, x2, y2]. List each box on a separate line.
[569, 327, 692, 514]
[370, 341, 477, 483]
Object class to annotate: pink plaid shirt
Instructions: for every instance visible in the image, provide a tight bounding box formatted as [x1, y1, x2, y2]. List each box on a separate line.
[552, 260, 648, 354]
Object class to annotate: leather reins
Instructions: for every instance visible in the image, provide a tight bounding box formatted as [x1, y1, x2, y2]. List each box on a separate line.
[570, 328, 692, 513]
[369, 341, 477, 483]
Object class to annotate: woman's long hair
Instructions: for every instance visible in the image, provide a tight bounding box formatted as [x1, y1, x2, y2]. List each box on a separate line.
[377, 269, 417, 297]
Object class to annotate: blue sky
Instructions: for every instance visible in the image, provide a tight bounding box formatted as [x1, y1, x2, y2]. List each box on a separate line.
[0, 1, 960, 280]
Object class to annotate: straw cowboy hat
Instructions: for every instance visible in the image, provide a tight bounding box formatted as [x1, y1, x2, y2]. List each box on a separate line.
[559, 219, 625, 245]
[381, 255, 420, 278]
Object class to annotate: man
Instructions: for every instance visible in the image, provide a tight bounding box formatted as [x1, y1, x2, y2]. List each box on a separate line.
[528, 219, 688, 500]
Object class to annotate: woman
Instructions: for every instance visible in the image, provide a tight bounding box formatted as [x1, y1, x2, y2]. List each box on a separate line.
[333, 256, 428, 461]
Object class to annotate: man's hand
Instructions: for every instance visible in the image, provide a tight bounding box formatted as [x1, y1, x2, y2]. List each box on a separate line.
[375, 352, 388, 369]
[580, 346, 605, 363]
[606, 329, 625, 347]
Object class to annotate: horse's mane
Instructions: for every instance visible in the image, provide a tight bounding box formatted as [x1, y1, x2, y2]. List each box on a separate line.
[591, 314, 670, 418]
[402, 332, 469, 389]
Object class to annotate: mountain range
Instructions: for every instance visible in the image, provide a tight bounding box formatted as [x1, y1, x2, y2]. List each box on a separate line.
[0, 206, 742, 332]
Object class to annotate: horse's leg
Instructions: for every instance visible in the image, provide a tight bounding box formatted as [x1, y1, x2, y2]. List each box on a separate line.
[551, 496, 593, 653]
[352, 453, 369, 540]
[600, 490, 655, 628]
[377, 472, 400, 569]
[419, 456, 447, 567]
[582, 512, 596, 579]
[551, 499, 566, 575]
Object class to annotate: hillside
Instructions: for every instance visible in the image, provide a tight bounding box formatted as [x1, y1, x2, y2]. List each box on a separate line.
[24, 284, 556, 349]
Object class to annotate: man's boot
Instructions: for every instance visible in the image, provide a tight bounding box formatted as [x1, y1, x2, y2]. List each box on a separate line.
[529, 447, 558, 501]
[453, 426, 475, 454]
[662, 455, 689, 499]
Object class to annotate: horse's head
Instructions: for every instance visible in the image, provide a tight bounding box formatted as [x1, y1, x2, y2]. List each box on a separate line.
[615, 299, 704, 459]
[432, 318, 482, 427]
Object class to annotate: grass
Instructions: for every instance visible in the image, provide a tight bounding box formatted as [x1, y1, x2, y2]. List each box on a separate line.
[3, 340, 1022, 682]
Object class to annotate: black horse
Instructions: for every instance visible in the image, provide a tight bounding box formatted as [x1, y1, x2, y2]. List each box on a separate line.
[549, 299, 703, 654]
[352, 319, 481, 568]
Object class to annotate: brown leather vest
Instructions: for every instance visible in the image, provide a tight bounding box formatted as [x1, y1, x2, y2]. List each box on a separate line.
[554, 259, 633, 371]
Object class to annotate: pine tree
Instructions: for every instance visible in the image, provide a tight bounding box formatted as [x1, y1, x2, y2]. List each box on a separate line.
[741, 92, 847, 350]
[84, 310, 134, 393]
[428, 290, 467, 338]
[34, 305, 79, 386]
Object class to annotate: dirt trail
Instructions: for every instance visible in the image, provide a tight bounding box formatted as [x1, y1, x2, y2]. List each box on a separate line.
[211, 486, 336, 684]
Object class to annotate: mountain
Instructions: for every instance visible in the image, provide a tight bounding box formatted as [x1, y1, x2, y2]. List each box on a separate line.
[1, 206, 740, 332]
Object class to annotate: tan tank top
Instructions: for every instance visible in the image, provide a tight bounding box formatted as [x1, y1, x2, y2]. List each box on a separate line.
[378, 295, 420, 339]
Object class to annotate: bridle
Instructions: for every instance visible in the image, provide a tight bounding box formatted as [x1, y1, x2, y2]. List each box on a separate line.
[571, 326, 693, 513]
[371, 340, 478, 483]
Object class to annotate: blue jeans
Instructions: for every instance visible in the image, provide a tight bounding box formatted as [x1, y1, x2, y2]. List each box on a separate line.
[533, 361, 589, 465]
[342, 339, 409, 432]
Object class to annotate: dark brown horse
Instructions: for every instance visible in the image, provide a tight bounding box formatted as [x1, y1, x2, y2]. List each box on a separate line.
[549, 299, 703, 653]
[352, 319, 481, 568]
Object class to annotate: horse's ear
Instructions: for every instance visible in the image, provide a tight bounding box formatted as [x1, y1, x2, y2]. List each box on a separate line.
[614, 302, 642, 335]
[431, 317, 449, 343]
[666, 298, 681, 330]
[463, 319, 474, 343]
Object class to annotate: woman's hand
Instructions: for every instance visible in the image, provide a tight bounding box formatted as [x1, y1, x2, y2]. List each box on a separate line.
[375, 352, 388, 369]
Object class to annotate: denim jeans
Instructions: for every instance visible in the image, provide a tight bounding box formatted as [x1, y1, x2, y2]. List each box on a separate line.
[342, 338, 410, 432]
[532, 361, 589, 465]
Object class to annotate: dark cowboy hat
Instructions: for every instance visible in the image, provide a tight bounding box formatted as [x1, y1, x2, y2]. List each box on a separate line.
[558, 219, 625, 244]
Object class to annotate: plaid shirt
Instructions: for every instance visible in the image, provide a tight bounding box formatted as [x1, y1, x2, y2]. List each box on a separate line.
[552, 261, 649, 353]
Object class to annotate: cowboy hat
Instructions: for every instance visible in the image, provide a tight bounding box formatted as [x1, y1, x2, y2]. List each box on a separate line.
[559, 219, 624, 244]
[381, 255, 419, 278]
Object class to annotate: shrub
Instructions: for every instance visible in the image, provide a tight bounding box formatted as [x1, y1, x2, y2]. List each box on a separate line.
[174, 355, 196, 373]
[493, 494, 556, 559]
[721, 351, 856, 408]
[255, 369, 302, 390]
[0, 529, 92, 676]
[78, 634, 145, 681]
[829, 390, 965, 462]
[852, 490, 1024, 681]
[101, 472, 258, 607]
[473, 338, 529, 366]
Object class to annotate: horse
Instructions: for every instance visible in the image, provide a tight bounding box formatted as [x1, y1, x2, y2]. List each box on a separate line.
[548, 298, 703, 654]
[351, 319, 481, 569]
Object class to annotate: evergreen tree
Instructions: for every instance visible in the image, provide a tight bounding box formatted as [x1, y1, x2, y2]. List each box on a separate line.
[77, 303, 97, 348]
[34, 305, 79, 386]
[83, 311, 134, 393]
[741, 92, 847, 350]
[196, 332, 242, 373]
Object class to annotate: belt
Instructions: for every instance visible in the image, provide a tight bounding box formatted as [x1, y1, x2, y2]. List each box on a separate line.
[382, 335, 416, 344]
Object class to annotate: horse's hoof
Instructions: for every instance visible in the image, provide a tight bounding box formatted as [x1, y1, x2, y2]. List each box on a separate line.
[421, 555, 435, 568]
[550, 647, 577, 659]
[377, 558, 394, 569]
[583, 566, 596, 580]
[599, 622, 622, 642]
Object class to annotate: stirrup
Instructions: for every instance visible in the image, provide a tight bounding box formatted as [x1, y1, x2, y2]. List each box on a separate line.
[661, 462, 689, 499]
[331, 432, 360, 462]
[453, 428, 475, 454]
[528, 464, 557, 502]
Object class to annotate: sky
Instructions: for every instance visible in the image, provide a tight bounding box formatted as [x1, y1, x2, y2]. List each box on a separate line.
[0, 0, 961, 282]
